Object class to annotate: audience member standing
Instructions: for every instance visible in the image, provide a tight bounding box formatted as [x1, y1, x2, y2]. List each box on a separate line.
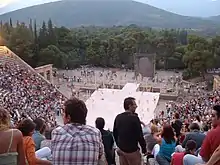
[171, 113, 183, 141]
[113, 97, 146, 165]
[96, 117, 115, 165]
[52, 98, 106, 165]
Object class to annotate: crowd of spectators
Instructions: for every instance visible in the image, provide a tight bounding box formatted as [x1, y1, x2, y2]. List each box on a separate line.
[142, 90, 220, 165]
[1, 52, 220, 165]
[161, 90, 220, 132]
[0, 55, 66, 128]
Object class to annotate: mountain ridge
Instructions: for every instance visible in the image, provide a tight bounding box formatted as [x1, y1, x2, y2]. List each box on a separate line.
[0, 0, 219, 29]
[1, 0, 220, 17]
[209, 15, 220, 22]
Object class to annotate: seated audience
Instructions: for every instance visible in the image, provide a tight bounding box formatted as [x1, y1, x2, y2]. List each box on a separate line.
[156, 124, 176, 165]
[182, 123, 206, 150]
[171, 140, 197, 165]
[32, 118, 46, 151]
[0, 58, 66, 130]
[2, 50, 220, 165]
[40, 129, 53, 149]
[183, 105, 220, 165]
[17, 119, 52, 165]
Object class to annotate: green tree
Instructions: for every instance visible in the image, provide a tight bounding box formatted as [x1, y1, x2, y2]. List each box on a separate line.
[38, 21, 48, 49]
[47, 19, 57, 46]
[9, 23, 34, 64]
[183, 35, 214, 78]
[38, 45, 63, 68]
[0, 20, 218, 77]
[9, 18, 13, 28]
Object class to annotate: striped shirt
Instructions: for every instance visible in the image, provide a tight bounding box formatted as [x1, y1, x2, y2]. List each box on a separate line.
[51, 123, 105, 165]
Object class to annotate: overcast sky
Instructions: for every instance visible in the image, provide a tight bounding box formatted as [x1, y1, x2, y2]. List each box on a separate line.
[0, 0, 59, 9]
[0, 0, 219, 17]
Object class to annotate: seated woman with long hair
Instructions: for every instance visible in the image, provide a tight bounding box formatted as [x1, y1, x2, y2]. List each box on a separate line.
[156, 124, 177, 165]
[17, 119, 52, 165]
[0, 107, 26, 165]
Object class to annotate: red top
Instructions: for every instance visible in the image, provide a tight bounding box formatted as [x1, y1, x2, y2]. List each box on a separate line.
[172, 152, 184, 165]
[200, 126, 220, 161]
[179, 134, 185, 144]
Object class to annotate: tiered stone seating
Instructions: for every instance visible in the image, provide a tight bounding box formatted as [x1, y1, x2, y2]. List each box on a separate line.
[0, 46, 66, 127]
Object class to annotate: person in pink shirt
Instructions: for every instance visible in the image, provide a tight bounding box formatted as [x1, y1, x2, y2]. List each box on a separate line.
[171, 140, 197, 165]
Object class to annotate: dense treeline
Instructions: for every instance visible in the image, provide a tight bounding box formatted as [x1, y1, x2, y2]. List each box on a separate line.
[0, 19, 220, 79]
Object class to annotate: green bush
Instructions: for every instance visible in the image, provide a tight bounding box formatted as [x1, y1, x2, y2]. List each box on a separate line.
[182, 69, 200, 80]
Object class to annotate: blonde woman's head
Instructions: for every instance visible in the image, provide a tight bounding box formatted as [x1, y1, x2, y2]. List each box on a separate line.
[151, 124, 159, 134]
[0, 108, 10, 130]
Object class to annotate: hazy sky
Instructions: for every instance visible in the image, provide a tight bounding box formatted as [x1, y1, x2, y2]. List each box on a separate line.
[0, 0, 61, 14]
[138, 0, 220, 17]
[0, 0, 219, 17]
[0, 0, 59, 9]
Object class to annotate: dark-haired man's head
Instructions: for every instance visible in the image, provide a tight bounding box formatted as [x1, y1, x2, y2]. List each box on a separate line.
[33, 118, 46, 134]
[63, 98, 88, 125]
[212, 105, 220, 128]
[174, 113, 180, 120]
[17, 119, 36, 136]
[45, 129, 53, 140]
[185, 140, 197, 155]
[189, 123, 200, 131]
[203, 124, 209, 132]
[123, 97, 137, 113]
[95, 117, 105, 130]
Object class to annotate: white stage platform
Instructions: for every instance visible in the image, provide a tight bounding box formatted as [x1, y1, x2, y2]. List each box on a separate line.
[86, 83, 160, 130]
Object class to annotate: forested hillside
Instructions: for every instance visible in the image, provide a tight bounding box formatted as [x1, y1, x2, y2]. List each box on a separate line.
[209, 15, 220, 23]
[1, 19, 220, 79]
[0, 0, 219, 29]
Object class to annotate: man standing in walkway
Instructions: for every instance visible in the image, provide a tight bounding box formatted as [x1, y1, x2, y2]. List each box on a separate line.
[96, 117, 115, 165]
[113, 97, 146, 165]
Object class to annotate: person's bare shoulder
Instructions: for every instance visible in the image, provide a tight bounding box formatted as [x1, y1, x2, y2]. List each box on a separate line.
[12, 129, 23, 139]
